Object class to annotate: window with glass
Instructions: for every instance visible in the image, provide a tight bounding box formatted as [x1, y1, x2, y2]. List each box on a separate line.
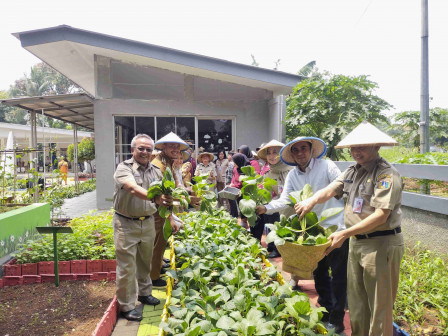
[114, 116, 233, 166]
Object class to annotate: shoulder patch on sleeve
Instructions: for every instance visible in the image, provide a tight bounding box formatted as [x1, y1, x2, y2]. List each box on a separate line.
[377, 173, 392, 181]
[378, 179, 391, 190]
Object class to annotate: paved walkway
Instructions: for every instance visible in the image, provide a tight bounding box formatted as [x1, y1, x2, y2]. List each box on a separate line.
[59, 190, 100, 218]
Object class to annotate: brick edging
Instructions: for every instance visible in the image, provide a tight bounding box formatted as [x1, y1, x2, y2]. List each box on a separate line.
[92, 296, 119, 336]
[0, 259, 117, 287]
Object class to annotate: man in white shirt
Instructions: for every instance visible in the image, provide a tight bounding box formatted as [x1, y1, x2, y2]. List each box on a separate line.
[256, 136, 348, 334]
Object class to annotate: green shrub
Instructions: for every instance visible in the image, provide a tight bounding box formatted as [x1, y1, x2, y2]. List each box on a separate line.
[395, 243, 448, 335]
[14, 210, 115, 263]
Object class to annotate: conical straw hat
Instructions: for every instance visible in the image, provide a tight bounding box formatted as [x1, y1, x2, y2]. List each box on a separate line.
[181, 150, 190, 163]
[197, 152, 214, 164]
[280, 137, 327, 166]
[335, 121, 398, 148]
[155, 132, 189, 151]
[257, 139, 285, 161]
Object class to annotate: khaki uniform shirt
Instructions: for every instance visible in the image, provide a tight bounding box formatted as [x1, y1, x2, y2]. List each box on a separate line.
[329, 157, 403, 233]
[195, 162, 217, 185]
[114, 157, 162, 217]
[215, 159, 229, 183]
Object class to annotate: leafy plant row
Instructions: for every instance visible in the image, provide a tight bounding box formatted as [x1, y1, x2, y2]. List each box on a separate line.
[161, 209, 334, 336]
[394, 243, 448, 335]
[21, 178, 97, 211]
[14, 210, 115, 264]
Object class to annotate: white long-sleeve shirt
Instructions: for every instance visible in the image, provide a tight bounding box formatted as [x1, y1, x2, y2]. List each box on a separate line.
[265, 158, 345, 230]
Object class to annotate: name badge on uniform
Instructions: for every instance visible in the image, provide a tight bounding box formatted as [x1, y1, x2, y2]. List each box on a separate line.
[353, 197, 363, 213]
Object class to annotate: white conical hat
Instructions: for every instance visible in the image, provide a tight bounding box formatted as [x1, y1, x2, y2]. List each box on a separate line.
[335, 121, 398, 148]
[155, 132, 190, 151]
[280, 137, 327, 166]
[257, 139, 285, 161]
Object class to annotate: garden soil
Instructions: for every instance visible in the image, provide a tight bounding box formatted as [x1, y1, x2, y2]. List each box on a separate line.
[0, 280, 115, 336]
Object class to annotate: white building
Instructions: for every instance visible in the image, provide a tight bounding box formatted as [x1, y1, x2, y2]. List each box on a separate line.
[9, 25, 303, 209]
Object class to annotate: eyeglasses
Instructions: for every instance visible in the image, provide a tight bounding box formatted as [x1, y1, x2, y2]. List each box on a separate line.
[136, 147, 153, 153]
[291, 145, 311, 154]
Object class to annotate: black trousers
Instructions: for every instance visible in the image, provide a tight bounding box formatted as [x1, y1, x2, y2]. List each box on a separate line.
[313, 238, 349, 325]
[250, 213, 280, 252]
[229, 197, 240, 218]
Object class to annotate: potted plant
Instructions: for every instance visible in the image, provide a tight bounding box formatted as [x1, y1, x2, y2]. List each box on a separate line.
[265, 184, 343, 279]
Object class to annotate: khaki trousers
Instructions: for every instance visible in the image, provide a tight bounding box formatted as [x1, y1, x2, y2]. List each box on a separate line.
[348, 233, 404, 336]
[150, 213, 167, 280]
[113, 213, 156, 312]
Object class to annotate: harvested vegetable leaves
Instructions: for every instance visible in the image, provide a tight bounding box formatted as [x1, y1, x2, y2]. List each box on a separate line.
[146, 167, 190, 239]
[266, 184, 342, 246]
[238, 165, 277, 227]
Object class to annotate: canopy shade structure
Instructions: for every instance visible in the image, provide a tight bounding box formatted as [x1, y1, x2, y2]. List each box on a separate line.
[1, 93, 94, 130]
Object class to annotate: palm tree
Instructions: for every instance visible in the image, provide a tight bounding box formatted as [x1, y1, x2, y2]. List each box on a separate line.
[297, 61, 316, 77]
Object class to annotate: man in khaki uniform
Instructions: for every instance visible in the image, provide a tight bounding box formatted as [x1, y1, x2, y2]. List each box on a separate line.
[114, 134, 178, 321]
[150, 132, 190, 287]
[295, 121, 405, 336]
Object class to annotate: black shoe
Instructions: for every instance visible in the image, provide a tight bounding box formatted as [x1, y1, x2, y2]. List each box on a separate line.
[121, 309, 143, 321]
[267, 250, 281, 258]
[326, 322, 344, 334]
[163, 257, 170, 263]
[160, 267, 166, 275]
[291, 284, 303, 291]
[152, 278, 167, 287]
[138, 295, 160, 306]
[162, 262, 170, 268]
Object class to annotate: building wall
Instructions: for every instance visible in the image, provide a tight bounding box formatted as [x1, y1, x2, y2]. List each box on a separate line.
[94, 56, 282, 209]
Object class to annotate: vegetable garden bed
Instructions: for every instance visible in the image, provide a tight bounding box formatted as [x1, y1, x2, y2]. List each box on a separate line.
[160, 209, 334, 335]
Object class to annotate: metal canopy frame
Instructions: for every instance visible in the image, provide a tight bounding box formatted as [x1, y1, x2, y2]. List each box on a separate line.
[0, 93, 94, 194]
[1, 93, 94, 130]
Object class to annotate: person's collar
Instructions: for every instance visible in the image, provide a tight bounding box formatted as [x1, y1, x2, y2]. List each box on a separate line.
[296, 158, 315, 174]
[130, 157, 149, 171]
[355, 156, 380, 172]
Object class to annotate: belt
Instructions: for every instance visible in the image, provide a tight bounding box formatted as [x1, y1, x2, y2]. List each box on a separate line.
[354, 227, 401, 240]
[115, 212, 151, 221]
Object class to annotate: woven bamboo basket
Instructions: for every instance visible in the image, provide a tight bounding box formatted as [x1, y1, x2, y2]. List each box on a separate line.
[276, 240, 331, 279]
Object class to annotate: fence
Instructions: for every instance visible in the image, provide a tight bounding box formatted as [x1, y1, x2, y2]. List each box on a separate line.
[334, 162, 448, 216]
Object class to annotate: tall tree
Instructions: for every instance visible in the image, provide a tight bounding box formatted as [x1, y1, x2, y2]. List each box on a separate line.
[7, 62, 82, 128]
[297, 61, 316, 77]
[0, 91, 11, 122]
[285, 71, 392, 160]
[9, 62, 80, 97]
[389, 108, 448, 148]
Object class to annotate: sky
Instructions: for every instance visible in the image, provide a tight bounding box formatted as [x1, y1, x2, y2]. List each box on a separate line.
[1, 0, 447, 117]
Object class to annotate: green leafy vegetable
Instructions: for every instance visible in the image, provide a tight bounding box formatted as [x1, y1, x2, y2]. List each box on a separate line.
[266, 184, 343, 246]
[146, 167, 191, 238]
[238, 168, 278, 227]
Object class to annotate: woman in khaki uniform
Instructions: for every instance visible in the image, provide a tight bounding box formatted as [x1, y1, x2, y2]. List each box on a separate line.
[294, 121, 405, 336]
[195, 152, 217, 187]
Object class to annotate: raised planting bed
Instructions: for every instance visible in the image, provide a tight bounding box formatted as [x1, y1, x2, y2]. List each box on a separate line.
[159, 209, 331, 335]
[0, 280, 116, 335]
[0, 203, 50, 259]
